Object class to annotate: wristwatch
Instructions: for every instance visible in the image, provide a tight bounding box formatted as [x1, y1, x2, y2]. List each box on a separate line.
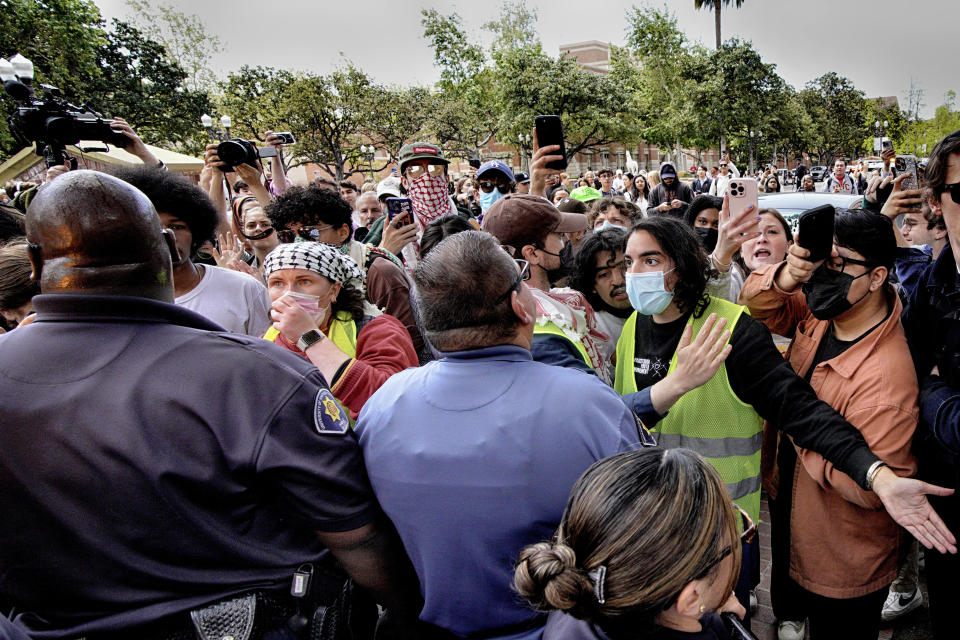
[297, 329, 325, 352]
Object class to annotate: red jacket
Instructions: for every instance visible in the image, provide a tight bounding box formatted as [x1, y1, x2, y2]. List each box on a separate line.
[271, 313, 417, 420]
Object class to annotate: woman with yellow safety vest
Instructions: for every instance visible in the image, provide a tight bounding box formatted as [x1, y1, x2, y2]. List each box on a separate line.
[262, 242, 417, 421]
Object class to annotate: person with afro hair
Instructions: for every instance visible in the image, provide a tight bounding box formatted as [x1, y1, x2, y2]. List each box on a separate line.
[110, 166, 271, 336]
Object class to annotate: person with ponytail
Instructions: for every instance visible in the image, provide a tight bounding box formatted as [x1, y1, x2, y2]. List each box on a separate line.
[514, 447, 746, 639]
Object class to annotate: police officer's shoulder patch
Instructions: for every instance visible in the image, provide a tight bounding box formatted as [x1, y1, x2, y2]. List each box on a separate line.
[314, 389, 350, 435]
[634, 412, 657, 448]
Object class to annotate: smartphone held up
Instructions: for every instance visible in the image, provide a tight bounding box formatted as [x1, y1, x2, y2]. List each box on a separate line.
[534, 115, 567, 171]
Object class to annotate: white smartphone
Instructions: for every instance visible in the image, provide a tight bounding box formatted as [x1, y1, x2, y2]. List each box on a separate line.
[727, 179, 760, 235]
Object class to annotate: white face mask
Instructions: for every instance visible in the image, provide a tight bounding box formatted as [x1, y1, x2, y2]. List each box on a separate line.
[283, 291, 326, 325]
[625, 268, 675, 315]
[597, 220, 629, 233]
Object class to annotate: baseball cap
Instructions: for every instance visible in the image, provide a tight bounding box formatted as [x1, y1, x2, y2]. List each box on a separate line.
[481, 194, 587, 252]
[569, 186, 602, 203]
[398, 142, 449, 174]
[477, 160, 515, 183]
[659, 162, 678, 179]
[376, 176, 402, 199]
[514, 171, 530, 184]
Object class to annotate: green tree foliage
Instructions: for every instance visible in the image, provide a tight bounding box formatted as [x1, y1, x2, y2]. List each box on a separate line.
[420, 8, 498, 161]
[800, 72, 869, 162]
[496, 45, 640, 162]
[623, 5, 695, 155]
[217, 65, 296, 142]
[1, 3, 211, 159]
[360, 85, 433, 164]
[275, 66, 375, 182]
[124, 0, 222, 93]
[0, 0, 106, 155]
[687, 39, 790, 168]
[420, 8, 485, 91]
[88, 20, 211, 154]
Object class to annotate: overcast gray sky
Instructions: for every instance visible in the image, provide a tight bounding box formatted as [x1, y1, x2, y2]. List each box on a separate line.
[92, 0, 957, 119]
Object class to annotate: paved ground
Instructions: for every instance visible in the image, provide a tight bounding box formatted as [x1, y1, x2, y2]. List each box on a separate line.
[751, 492, 933, 640]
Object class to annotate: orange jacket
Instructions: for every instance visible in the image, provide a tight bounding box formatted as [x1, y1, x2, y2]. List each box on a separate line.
[740, 263, 918, 598]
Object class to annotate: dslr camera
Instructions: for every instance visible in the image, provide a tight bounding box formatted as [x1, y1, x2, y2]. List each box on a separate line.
[4, 56, 127, 168]
[215, 138, 278, 171]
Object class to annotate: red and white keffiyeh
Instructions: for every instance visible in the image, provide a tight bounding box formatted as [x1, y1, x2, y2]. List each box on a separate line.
[530, 287, 612, 384]
[406, 174, 455, 228]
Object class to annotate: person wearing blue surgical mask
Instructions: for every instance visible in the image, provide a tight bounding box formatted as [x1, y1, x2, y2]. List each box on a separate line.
[475, 160, 516, 214]
[611, 215, 946, 629]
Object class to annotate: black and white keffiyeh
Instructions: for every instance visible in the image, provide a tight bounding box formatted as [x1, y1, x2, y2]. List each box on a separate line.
[263, 242, 366, 295]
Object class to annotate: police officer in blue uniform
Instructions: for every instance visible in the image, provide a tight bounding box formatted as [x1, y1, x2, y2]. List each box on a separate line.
[0, 171, 420, 639]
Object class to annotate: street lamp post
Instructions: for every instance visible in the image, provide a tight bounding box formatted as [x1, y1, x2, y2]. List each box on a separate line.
[517, 133, 531, 172]
[200, 113, 232, 141]
[360, 145, 375, 180]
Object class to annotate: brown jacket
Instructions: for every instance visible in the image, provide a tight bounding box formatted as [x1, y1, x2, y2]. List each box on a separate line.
[740, 263, 918, 598]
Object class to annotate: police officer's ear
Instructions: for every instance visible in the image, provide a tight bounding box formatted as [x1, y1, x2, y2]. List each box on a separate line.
[26, 242, 42, 282]
[162, 229, 181, 264]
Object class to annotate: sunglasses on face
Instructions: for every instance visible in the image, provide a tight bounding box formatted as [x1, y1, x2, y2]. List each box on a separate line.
[478, 180, 509, 193]
[406, 164, 446, 179]
[943, 182, 960, 206]
[277, 224, 333, 243]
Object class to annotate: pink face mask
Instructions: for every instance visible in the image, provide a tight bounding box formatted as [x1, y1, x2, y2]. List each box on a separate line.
[284, 291, 326, 325]
[406, 174, 451, 227]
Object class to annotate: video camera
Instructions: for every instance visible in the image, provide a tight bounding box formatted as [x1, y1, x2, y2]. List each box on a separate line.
[2, 54, 128, 168]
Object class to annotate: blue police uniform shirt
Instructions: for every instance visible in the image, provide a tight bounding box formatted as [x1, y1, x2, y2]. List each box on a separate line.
[0, 294, 375, 638]
[355, 345, 646, 639]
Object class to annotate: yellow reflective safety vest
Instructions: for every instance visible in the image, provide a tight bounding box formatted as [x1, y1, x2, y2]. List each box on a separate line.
[264, 311, 359, 423]
[533, 320, 593, 368]
[264, 311, 358, 358]
[614, 297, 763, 523]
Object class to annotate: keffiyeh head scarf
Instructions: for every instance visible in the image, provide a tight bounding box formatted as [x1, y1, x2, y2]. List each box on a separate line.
[263, 241, 367, 296]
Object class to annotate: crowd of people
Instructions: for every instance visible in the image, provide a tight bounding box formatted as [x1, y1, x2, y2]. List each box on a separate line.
[1, 118, 959, 640]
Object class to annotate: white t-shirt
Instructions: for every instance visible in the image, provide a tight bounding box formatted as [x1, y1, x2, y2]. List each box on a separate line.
[175, 265, 271, 336]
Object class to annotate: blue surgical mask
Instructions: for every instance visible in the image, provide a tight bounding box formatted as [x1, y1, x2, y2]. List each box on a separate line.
[625, 269, 675, 315]
[598, 220, 629, 233]
[478, 187, 506, 212]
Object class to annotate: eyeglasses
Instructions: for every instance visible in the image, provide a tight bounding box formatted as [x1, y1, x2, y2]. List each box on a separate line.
[478, 180, 509, 193]
[495, 259, 530, 304]
[942, 182, 960, 205]
[826, 254, 875, 273]
[406, 164, 446, 179]
[693, 503, 756, 581]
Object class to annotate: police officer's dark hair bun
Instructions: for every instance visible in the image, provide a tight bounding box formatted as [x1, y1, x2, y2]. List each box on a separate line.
[513, 541, 592, 613]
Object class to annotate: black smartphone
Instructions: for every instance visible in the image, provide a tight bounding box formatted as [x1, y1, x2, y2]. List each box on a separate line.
[274, 132, 296, 145]
[721, 613, 760, 640]
[797, 204, 835, 263]
[882, 139, 893, 151]
[534, 115, 567, 171]
[385, 197, 415, 227]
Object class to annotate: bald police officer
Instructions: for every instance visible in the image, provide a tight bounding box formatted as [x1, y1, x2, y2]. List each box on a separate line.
[0, 171, 419, 638]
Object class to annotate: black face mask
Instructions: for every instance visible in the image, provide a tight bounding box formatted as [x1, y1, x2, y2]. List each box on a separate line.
[695, 227, 719, 252]
[543, 242, 575, 286]
[802, 265, 872, 320]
